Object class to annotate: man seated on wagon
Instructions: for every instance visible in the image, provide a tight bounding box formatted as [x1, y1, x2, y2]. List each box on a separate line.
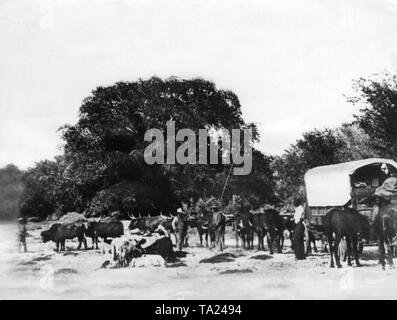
[371, 171, 397, 221]
[370, 170, 397, 246]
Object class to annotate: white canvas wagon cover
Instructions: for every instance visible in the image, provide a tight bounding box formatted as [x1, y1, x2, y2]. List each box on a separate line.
[304, 158, 397, 207]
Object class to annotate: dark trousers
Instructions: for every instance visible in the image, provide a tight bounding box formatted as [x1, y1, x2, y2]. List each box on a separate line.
[18, 237, 27, 252]
[293, 221, 306, 260]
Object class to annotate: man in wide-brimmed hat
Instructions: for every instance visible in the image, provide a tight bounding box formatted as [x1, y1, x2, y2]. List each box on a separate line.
[371, 171, 397, 222]
[172, 207, 189, 250]
[209, 202, 225, 251]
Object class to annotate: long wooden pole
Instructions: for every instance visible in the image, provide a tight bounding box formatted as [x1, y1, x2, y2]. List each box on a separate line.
[220, 163, 234, 201]
[219, 135, 249, 201]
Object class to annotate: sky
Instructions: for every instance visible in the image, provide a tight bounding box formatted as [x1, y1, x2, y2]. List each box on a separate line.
[1, 0, 397, 169]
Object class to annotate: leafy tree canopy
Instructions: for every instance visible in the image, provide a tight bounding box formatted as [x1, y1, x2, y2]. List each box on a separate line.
[21, 77, 274, 218]
[349, 72, 397, 158]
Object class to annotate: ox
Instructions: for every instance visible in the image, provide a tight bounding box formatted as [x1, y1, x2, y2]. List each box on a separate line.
[110, 236, 145, 267]
[138, 236, 176, 262]
[188, 218, 209, 247]
[208, 207, 226, 251]
[128, 214, 187, 250]
[41, 223, 87, 252]
[85, 220, 124, 249]
[233, 212, 254, 250]
[171, 214, 188, 251]
[252, 209, 283, 254]
[110, 235, 177, 266]
[129, 214, 173, 235]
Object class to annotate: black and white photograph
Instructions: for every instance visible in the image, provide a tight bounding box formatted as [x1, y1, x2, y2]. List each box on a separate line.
[2, 0, 397, 303]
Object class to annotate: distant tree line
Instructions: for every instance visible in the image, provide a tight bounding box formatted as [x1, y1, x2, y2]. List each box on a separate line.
[0, 164, 24, 220]
[1, 72, 396, 220]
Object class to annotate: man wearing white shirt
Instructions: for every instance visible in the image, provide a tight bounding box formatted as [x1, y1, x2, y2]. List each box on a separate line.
[294, 203, 305, 224]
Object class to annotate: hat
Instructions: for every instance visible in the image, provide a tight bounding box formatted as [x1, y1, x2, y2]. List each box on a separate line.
[210, 203, 219, 209]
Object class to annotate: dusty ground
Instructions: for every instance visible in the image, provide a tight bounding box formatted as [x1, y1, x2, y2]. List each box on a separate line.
[1, 221, 397, 300]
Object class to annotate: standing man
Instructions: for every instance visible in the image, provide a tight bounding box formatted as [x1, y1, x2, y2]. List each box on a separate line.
[209, 203, 225, 251]
[172, 208, 188, 251]
[292, 197, 306, 260]
[17, 217, 27, 253]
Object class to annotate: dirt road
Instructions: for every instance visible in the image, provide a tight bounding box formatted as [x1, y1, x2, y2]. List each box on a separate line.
[1, 222, 396, 299]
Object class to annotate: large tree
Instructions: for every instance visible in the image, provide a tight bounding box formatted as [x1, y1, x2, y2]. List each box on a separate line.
[21, 77, 275, 218]
[272, 128, 345, 200]
[335, 123, 380, 162]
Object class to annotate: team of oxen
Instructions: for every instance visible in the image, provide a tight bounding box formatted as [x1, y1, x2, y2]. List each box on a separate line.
[39, 207, 317, 267]
[41, 216, 180, 266]
[39, 205, 396, 269]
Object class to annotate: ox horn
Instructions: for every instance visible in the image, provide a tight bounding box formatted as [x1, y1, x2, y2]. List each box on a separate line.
[128, 212, 136, 220]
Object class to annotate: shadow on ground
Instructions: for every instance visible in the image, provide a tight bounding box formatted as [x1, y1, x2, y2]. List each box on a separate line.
[166, 261, 187, 268]
[55, 268, 78, 275]
[220, 268, 253, 274]
[33, 255, 52, 261]
[200, 253, 237, 263]
[250, 254, 272, 260]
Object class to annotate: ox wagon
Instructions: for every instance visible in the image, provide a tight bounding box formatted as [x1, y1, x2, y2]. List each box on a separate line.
[304, 158, 397, 227]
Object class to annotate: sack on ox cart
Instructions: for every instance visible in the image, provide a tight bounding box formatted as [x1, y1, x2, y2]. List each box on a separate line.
[58, 212, 87, 224]
[375, 177, 397, 203]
